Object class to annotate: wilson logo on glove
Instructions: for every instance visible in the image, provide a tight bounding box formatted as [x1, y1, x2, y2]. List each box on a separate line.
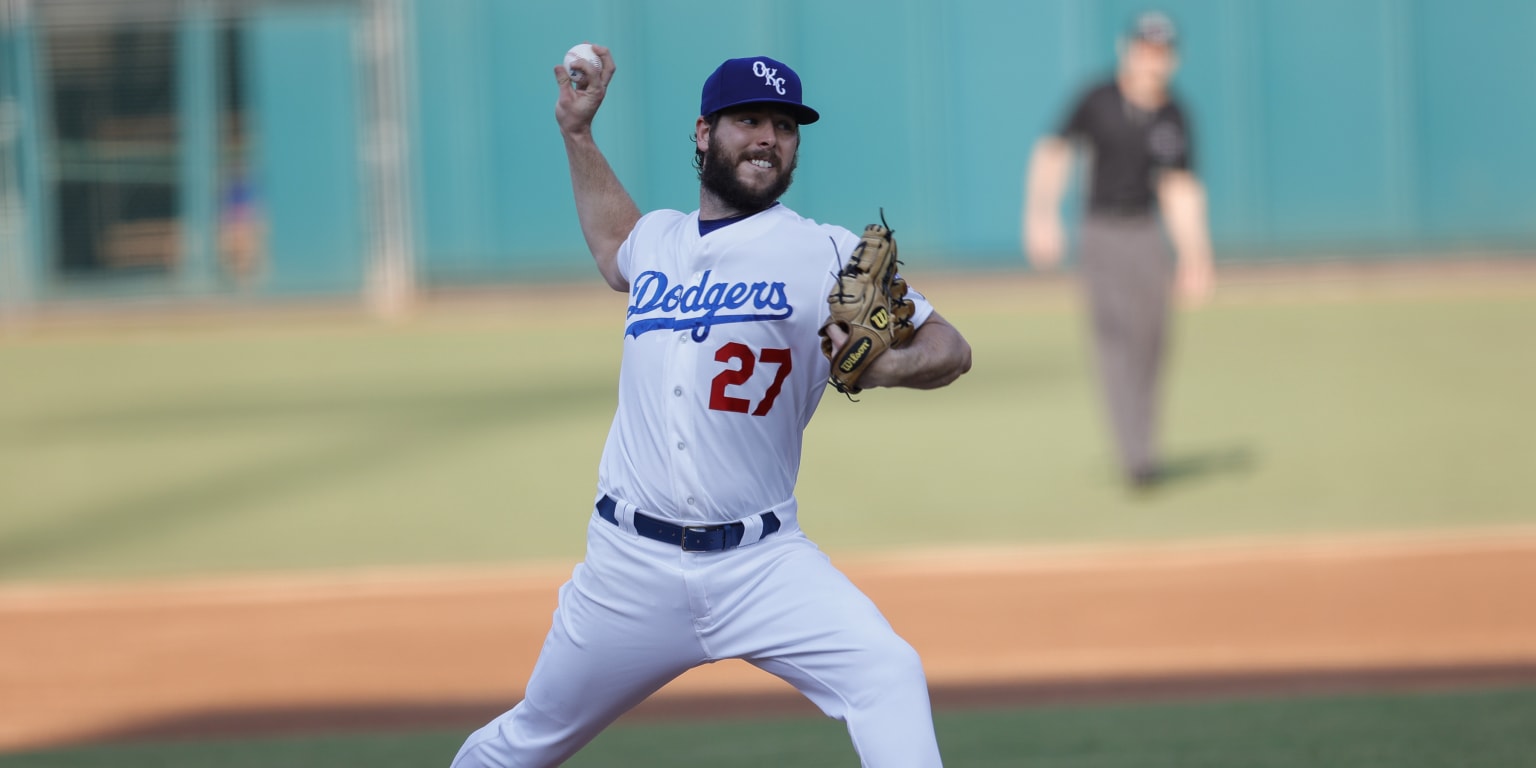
[838, 337, 873, 374]
[869, 306, 890, 330]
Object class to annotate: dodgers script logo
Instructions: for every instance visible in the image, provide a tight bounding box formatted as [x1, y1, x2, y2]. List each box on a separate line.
[625, 270, 793, 342]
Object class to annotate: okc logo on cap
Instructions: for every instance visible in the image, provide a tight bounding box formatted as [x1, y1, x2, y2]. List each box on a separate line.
[700, 56, 821, 125]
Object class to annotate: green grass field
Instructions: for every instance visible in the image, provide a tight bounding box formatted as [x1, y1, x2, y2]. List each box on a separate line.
[4, 687, 1535, 768]
[3, 268, 1536, 766]
[2, 271, 1535, 582]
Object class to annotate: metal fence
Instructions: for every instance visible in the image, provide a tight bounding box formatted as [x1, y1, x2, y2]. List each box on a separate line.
[1, 0, 412, 315]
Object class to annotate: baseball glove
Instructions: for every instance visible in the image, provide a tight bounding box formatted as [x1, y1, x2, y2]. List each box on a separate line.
[820, 212, 916, 397]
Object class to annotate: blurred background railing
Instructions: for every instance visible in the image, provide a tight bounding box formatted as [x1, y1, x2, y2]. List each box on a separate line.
[2, 0, 1534, 317]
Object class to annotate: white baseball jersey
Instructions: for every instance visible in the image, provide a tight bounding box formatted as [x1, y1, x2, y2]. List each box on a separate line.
[452, 201, 948, 767]
[597, 203, 934, 523]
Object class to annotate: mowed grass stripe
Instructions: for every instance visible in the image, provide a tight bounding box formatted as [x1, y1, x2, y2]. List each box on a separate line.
[1, 275, 1534, 581]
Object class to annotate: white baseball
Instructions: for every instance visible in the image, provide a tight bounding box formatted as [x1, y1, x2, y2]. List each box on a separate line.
[564, 43, 602, 81]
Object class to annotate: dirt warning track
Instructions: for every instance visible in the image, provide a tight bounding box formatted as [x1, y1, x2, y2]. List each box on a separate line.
[3, 529, 1536, 751]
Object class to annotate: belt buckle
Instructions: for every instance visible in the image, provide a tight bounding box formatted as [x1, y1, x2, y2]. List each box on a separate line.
[681, 525, 714, 552]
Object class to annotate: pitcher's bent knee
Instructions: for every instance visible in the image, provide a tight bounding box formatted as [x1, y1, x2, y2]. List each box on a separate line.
[853, 636, 930, 705]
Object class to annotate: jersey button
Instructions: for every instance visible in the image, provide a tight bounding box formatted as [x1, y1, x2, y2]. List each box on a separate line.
[673, 386, 683, 397]
[676, 441, 686, 450]
[686, 497, 696, 506]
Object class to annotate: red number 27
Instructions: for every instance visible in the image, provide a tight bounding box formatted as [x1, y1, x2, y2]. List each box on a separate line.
[709, 343, 793, 416]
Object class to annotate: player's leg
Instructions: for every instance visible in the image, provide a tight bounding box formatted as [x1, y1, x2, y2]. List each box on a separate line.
[1110, 220, 1175, 480]
[1127, 222, 1175, 478]
[697, 532, 942, 767]
[451, 517, 706, 768]
[1079, 216, 1173, 483]
[1080, 216, 1143, 477]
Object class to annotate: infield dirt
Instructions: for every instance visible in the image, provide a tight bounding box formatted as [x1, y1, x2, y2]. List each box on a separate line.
[4, 529, 1535, 751]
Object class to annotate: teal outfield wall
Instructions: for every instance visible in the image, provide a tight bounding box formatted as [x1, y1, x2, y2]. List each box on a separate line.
[3, 0, 1534, 304]
[408, 0, 1536, 282]
[249, 5, 366, 295]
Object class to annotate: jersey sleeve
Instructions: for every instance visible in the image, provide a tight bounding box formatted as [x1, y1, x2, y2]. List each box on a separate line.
[1154, 100, 1194, 171]
[1056, 83, 1102, 140]
[614, 210, 682, 283]
[903, 284, 936, 328]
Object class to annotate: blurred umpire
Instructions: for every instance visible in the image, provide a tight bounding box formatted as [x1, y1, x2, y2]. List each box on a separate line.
[1022, 10, 1214, 488]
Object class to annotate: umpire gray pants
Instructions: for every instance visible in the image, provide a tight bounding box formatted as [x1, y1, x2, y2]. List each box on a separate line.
[1078, 214, 1175, 478]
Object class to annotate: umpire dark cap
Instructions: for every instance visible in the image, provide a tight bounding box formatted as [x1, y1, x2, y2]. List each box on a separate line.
[1128, 11, 1178, 47]
[700, 56, 820, 125]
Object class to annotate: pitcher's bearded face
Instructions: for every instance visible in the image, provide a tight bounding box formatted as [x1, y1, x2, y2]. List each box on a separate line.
[699, 110, 799, 213]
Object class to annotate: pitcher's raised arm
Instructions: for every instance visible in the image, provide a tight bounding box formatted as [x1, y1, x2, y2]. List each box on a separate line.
[555, 43, 639, 292]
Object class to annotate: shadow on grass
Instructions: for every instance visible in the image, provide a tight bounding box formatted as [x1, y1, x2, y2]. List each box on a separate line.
[1137, 444, 1259, 493]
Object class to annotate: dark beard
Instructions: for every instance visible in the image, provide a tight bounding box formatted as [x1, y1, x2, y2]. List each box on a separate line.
[698, 139, 796, 215]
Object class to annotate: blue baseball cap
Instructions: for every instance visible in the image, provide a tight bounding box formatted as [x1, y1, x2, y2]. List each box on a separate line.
[1127, 11, 1178, 47]
[700, 56, 820, 125]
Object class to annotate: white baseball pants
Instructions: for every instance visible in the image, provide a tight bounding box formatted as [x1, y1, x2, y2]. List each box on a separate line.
[450, 509, 942, 767]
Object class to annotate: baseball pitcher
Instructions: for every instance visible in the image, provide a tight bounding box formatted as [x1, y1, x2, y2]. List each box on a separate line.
[450, 46, 972, 768]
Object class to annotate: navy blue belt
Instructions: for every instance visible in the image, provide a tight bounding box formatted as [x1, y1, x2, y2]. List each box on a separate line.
[596, 495, 781, 552]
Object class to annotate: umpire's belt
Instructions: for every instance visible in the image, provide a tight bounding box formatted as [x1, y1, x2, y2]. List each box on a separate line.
[597, 495, 781, 552]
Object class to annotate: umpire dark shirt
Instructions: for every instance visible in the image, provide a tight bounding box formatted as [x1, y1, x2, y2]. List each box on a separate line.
[1058, 80, 1192, 215]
